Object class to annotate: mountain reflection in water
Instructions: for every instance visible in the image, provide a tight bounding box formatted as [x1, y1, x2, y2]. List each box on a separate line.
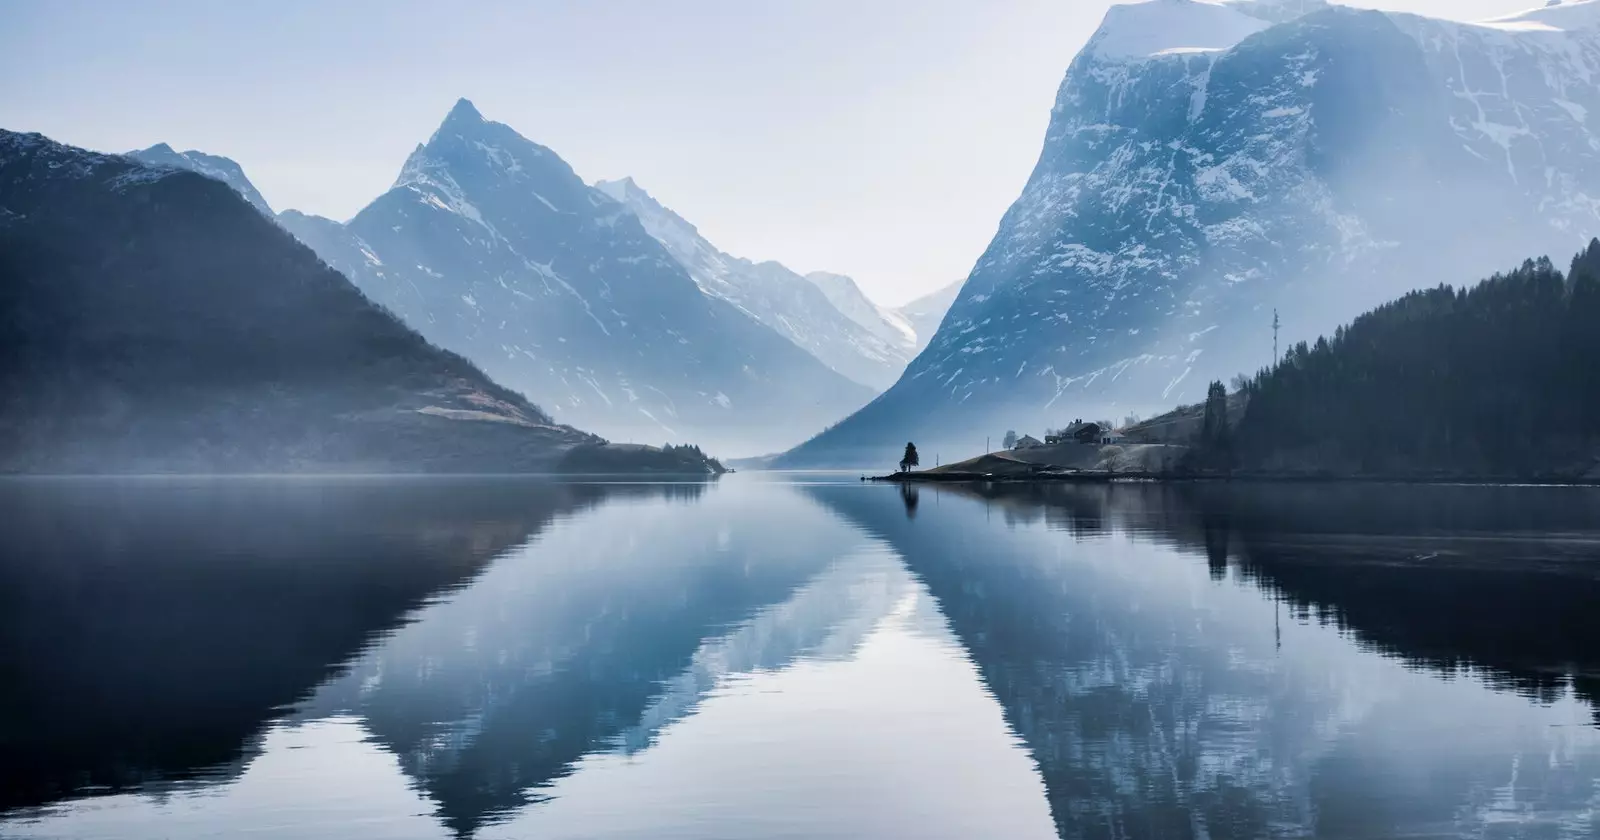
[2, 476, 1598, 839]
[810, 481, 1600, 840]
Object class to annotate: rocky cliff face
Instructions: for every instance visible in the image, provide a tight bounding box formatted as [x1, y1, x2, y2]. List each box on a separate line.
[782, 0, 1600, 466]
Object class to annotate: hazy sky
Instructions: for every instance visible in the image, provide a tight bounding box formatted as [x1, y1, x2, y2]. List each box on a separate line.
[2, 0, 1533, 305]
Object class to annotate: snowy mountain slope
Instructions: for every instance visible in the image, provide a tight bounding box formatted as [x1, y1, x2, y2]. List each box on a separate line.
[274, 100, 871, 457]
[1085, 0, 1269, 59]
[0, 129, 703, 474]
[127, 143, 274, 215]
[1482, 0, 1600, 31]
[803, 271, 917, 350]
[780, 0, 1600, 466]
[593, 177, 913, 390]
[892, 279, 963, 355]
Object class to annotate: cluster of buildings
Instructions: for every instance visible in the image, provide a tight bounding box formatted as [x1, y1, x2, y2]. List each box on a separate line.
[1011, 420, 1128, 451]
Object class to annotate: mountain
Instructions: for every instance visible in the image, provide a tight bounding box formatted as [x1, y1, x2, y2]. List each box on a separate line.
[593, 176, 913, 390]
[779, 0, 1600, 466]
[803, 270, 918, 355]
[275, 99, 871, 457]
[1225, 242, 1600, 479]
[128, 143, 275, 215]
[892, 279, 963, 354]
[0, 130, 719, 474]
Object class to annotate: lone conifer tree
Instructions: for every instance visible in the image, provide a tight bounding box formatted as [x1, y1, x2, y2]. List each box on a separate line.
[1201, 380, 1229, 447]
[900, 442, 920, 472]
[1003, 430, 1018, 449]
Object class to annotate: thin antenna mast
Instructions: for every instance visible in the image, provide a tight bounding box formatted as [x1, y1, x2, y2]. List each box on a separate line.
[1272, 308, 1280, 366]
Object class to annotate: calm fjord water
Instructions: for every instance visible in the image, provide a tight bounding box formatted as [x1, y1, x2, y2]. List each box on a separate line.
[2, 476, 1599, 839]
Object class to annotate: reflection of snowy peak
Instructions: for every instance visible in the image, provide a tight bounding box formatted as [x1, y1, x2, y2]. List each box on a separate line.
[274, 100, 871, 456]
[595, 177, 914, 390]
[783, 1, 1600, 465]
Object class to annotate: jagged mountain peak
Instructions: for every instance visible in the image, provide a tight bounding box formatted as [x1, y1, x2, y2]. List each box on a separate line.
[382, 99, 592, 233]
[407, 99, 562, 184]
[126, 142, 273, 215]
[595, 176, 696, 230]
[1, 130, 86, 167]
[443, 96, 485, 126]
[594, 175, 714, 272]
[275, 105, 873, 456]
[595, 175, 643, 195]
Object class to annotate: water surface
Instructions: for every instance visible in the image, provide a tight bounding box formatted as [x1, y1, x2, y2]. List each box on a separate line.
[2, 476, 1598, 839]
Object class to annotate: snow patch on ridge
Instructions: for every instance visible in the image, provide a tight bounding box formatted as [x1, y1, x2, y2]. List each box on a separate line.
[1088, 0, 1271, 61]
[1479, 0, 1600, 33]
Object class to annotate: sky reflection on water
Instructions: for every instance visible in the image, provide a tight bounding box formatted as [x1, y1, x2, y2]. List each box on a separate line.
[2, 476, 1598, 839]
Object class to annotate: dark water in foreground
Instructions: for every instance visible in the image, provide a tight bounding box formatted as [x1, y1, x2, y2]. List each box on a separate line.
[2, 475, 1599, 839]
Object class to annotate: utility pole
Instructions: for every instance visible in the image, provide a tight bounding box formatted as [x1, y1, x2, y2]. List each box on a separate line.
[1272, 308, 1280, 367]
[986, 436, 990, 454]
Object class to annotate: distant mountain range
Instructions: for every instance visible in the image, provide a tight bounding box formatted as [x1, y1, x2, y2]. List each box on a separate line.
[0, 130, 717, 474]
[593, 177, 915, 390]
[781, 0, 1600, 466]
[261, 100, 876, 457]
[125, 105, 959, 456]
[891, 279, 963, 355]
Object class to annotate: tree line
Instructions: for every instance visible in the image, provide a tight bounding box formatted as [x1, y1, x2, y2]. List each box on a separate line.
[1197, 240, 1600, 478]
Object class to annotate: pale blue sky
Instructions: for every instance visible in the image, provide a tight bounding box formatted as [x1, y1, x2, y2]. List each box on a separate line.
[1, 0, 1531, 305]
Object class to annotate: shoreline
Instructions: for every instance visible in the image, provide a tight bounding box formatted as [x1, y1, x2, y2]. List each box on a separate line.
[867, 471, 1600, 487]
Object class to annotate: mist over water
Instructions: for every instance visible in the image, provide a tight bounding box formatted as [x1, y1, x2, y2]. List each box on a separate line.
[3, 475, 1599, 839]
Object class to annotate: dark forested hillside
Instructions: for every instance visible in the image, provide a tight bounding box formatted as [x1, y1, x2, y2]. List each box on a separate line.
[1229, 240, 1600, 478]
[0, 131, 719, 474]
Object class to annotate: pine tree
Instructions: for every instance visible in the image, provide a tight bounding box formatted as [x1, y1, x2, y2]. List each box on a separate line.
[900, 442, 920, 472]
[1200, 381, 1229, 447]
[1227, 246, 1600, 477]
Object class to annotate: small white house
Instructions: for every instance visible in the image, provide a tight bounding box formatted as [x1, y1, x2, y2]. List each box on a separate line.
[1013, 434, 1044, 450]
[1100, 429, 1128, 445]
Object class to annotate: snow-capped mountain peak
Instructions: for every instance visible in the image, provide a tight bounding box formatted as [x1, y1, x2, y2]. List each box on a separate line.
[127, 142, 273, 215]
[441, 96, 485, 126]
[594, 176, 719, 288]
[1087, 0, 1270, 60]
[781, 0, 1600, 466]
[273, 100, 873, 456]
